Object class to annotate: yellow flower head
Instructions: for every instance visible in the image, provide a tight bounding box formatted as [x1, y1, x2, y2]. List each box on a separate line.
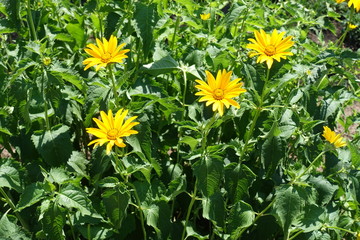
[349, 23, 358, 29]
[42, 57, 52, 66]
[357, 232, 360, 240]
[348, 0, 360, 11]
[200, 13, 211, 20]
[83, 35, 130, 71]
[87, 109, 139, 154]
[246, 29, 295, 69]
[322, 126, 347, 148]
[195, 69, 246, 116]
[335, 0, 346, 3]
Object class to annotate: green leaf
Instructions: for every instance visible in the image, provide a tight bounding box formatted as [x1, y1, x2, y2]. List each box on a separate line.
[48, 167, 69, 185]
[133, 3, 158, 58]
[66, 23, 85, 48]
[309, 176, 338, 206]
[141, 55, 179, 76]
[0, 158, 22, 192]
[272, 185, 302, 238]
[42, 202, 66, 240]
[31, 125, 73, 167]
[67, 151, 89, 178]
[227, 201, 255, 239]
[143, 200, 171, 239]
[50, 69, 86, 93]
[166, 175, 187, 200]
[56, 184, 92, 215]
[261, 122, 285, 178]
[298, 204, 325, 232]
[348, 142, 360, 168]
[174, 0, 198, 14]
[202, 192, 225, 228]
[0, 213, 30, 239]
[180, 136, 199, 151]
[102, 185, 130, 229]
[224, 163, 256, 203]
[16, 182, 46, 211]
[193, 155, 223, 197]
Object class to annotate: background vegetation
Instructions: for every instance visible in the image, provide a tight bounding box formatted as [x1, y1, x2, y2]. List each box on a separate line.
[0, 0, 359, 239]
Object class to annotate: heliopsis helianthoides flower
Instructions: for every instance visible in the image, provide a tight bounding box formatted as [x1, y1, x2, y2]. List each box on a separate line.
[195, 69, 246, 116]
[348, 0, 360, 11]
[83, 35, 130, 71]
[200, 13, 211, 20]
[246, 29, 295, 69]
[87, 109, 139, 154]
[322, 126, 347, 148]
[335, 0, 346, 3]
[349, 23, 358, 29]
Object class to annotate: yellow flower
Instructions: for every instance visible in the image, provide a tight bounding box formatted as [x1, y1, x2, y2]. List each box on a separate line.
[349, 23, 358, 29]
[246, 29, 295, 69]
[42, 57, 51, 66]
[322, 126, 347, 148]
[87, 109, 139, 154]
[357, 232, 360, 240]
[335, 0, 346, 3]
[348, 0, 360, 11]
[195, 69, 246, 116]
[200, 13, 211, 20]
[83, 35, 130, 71]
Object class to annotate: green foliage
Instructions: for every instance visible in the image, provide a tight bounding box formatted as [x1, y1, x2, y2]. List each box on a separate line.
[0, 0, 359, 239]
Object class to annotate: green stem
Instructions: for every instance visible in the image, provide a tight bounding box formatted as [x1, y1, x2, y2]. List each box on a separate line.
[87, 224, 92, 240]
[238, 198, 275, 236]
[171, 15, 181, 52]
[176, 68, 188, 163]
[0, 187, 29, 231]
[67, 212, 76, 240]
[26, 0, 37, 41]
[335, 8, 354, 49]
[288, 229, 304, 240]
[325, 225, 356, 235]
[181, 180, 198, 240]
[291, 151, 325, 184]
[107, 65, 120, 106]
[42, 72, 50, 130]
[239, 68, 270, 163]
[127, 182, 147, 240]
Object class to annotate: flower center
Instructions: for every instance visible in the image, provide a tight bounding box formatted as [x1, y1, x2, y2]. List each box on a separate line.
[101, 52, 111, 63]
[264, 45, 276, 56]
[107, 129, 119, 140]
[213, 88, 224, 100]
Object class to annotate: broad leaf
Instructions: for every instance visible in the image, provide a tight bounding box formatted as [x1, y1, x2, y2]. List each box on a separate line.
[0, 158, 22, 192]
[42, 202, 66, 240]
[56, 184, 92, 215]
[16, 182, 46, 211]
[0, 213, 30, 239]
[227, 201, 255, 239]
[67, 151, 89, 178]
[141, 55, 179, 76]
[202, 192, 225, 228]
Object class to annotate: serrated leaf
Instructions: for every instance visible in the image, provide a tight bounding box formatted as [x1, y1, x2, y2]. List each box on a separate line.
[56, 184, 92, 215]
[48, 167, 69, 185]
[193, 155, 223, 197]
[31, 125, 72, 167]
[202, 192, 225, 228]
[0, 158, 22, 192]
[180, 136, 199, 151]
[309, 176, 338, 206]
[50, 70, 85, 92]
[102, 185, 130, 229]
[272, 185, 302, 238]
[0, 213, 30, 239]
[298, 204, 324, 232]
[141, 55, 179, 76]
[16, 182, 46, 211]
[227, 201, 255, 239]
[67, 151, 89, 178]
[224, 163, 256, 203]
[66, 23, 85, 48]
[42, 202, 66, 240]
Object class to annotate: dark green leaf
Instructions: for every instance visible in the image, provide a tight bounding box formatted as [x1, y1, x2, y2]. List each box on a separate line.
[31, 125, 72, 167]
[0, 213, 30, 239]
[67, 151, 89, 178]
[141, 55, 179, 76]
[202, 192, 225, 228]
[42, 202, 66, 240]
[56, 184, 92, 215]
[0, 158, 22, 192]
[16, 182, 46, 211]
[227, 201, 255, 239]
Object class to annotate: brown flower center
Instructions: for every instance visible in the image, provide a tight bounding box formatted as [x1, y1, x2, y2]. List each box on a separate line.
[213, 88, 224, 100]
[107, 129, 119, 140]
[264, 45, 276, 56]
[101, 52, 111, 63]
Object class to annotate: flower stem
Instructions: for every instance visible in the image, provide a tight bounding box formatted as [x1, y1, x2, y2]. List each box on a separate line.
[0, 187, 29, 231]
[171, 15, 181, 52]
[127, 182, 147, 240]
[26, 0, 37, 41]
[291, 151, 325, 184]
[239, 68, 270, 163]
[107, 65, 120, 106]
[325, 225, 356, 235]
[176, 68, 188, 163]
[42, 71, 50, 130]
[335, 8, 354, 49]
[181, 180, 198, 240]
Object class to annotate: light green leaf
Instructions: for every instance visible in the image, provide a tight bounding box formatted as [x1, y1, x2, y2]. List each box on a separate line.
[67, 151, 89, 178]
[227, 201, 255, 240]
[180, 136, 199, 151]
[16, 182, 46, 211]
[56, 184, 92, 215]
[48, 167, 69, 185]
[141, 55, 179, 76]
[0, 213, 30, 239]
[0, 158, 22, 192]
[66, 23, 85, 48]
